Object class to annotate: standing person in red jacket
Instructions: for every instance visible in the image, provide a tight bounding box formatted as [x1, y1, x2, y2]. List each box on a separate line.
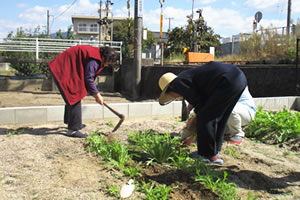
[48, 45, 116, 138]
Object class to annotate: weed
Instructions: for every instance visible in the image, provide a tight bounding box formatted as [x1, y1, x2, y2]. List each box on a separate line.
[224, 146, 241, 159]
[107, 185, 120, 198]
[247, 191, 259, 200]
[283, 151, 295, 157]
[7, 128, 24, 136]
[105, 120, 114, 128]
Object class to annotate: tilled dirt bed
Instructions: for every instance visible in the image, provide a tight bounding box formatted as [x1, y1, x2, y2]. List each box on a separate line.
[0, 91, 299, 200]
[1, 118, 299, 200]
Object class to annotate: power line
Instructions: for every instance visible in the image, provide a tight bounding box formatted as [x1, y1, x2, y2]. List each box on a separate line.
[50, 0, 78, 29]
[53, 0, 77, 20]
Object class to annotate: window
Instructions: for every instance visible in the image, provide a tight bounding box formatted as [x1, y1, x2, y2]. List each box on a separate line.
[78, 23, 87, 32]
[90, 24, 98, 32]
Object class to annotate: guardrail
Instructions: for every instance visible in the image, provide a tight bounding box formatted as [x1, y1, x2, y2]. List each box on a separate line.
[0, 37, 123, 64]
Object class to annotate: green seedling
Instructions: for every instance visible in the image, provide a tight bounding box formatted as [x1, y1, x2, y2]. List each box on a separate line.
[283, 151, 295, 157]
[122, 162, 142, 178]
[224, 146, 241, 159]
[139, 181, 175, 200]
[107, 185, 120, 198]
[247, 191, 259, 200]
[7, 128, 24, 136]
[195, 171, 237, 200]
[87, 133, 132, 168]
[105, 120, 114, 128]
[133, 130, 181, 164]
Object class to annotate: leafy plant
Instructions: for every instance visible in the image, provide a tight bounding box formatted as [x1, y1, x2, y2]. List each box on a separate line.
[87, 133, 132, 168]
[245, 106, 300, 144]
[122, 162, 143, 178]
[129, 130, 181, 164]
[139, 181, 175, 200]
[195, 171, 237, 200]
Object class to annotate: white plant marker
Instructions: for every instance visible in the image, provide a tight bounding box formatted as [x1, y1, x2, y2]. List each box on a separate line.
[120, 179, 135, 199]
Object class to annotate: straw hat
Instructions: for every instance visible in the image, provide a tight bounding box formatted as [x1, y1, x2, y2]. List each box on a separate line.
[158, 72, 177, 105]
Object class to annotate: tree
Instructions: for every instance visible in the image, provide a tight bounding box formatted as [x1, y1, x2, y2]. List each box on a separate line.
[113, 19, 156, 59]
[166, 14, 221, 58]
[1, 26, 54, 76]
[55, 26, 75, 39]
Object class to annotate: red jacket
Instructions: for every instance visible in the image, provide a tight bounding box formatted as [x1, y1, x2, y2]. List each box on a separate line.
[49, 45, 104, 105]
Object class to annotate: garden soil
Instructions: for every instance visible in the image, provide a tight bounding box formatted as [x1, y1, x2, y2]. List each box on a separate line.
[0, 91, 299, 200]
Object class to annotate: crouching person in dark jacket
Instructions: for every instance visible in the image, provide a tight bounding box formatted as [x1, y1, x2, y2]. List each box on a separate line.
[158, 61, 247, 164]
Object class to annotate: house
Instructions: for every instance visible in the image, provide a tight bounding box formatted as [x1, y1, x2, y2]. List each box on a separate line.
[71, 15, 126, 41]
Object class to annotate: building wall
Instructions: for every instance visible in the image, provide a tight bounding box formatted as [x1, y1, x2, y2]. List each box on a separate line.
[72, 16, 100, 40]
[72, 15, 125, 41]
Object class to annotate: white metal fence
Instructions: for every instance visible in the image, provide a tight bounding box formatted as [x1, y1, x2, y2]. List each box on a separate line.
[0, 37, 123, 64]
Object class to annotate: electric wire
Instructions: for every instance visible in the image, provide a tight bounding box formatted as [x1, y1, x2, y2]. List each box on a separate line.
[50, 0, 78, 29]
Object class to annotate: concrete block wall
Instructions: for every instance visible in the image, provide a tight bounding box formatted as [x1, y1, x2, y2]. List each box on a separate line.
[0, 101, 182, 125]
[0, 97, 298, 125]
[254, 96, 299, 111]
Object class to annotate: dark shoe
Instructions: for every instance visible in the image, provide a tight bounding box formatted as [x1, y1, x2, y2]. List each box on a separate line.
[229, 136, 243, 145]
[191, 151, 200, 158]
[64, 124, 86, 130]
[66, 130, 88, 138]
[79, 124, 86, 130]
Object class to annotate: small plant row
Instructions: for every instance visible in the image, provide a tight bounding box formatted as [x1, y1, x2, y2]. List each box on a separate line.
[87, 129, 238, 200]
[245, 106, 300, 144]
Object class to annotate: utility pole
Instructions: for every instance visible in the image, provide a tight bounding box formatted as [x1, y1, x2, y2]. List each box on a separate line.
[166, 17, 174, 32]
[99, 0, 103, 43]
[128, 0, 134, 56]
[159, 0, 165, 66]
[105, 0, 114, 41]
[47, 10, 50, 37]
[132, 0, 143, 99]
[192, 0, 194, 19]
[128, 0, 131, 40]
[287, 0, 291, 36]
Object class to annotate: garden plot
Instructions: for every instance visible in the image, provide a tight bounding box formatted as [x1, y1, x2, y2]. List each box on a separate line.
[0, 114, 299, 200]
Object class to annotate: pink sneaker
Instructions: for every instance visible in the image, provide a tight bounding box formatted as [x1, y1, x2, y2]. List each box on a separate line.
[202, 155, 224, 165]
[229, 136, 243, 145]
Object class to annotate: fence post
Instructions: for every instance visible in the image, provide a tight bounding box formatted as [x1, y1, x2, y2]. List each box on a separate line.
[35, 38, 39, 60]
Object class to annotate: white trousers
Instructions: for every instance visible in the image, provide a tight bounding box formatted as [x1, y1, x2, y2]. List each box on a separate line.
[226, 103, 254, 137]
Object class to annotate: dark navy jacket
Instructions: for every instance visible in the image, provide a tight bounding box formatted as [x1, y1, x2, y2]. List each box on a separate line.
[170, 61, 247, 114]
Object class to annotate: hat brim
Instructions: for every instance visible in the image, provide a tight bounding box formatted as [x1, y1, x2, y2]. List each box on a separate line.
[159, 84, 176, 105]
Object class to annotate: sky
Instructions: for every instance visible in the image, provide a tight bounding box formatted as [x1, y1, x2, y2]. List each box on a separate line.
[0, 0, 299, 40]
